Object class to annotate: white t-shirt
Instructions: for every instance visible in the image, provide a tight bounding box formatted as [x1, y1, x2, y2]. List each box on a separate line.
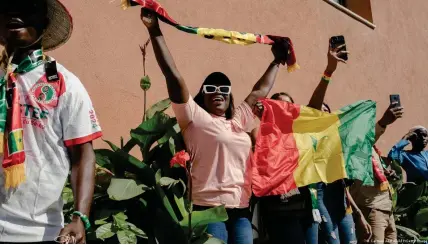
[0, 61, 102, 242]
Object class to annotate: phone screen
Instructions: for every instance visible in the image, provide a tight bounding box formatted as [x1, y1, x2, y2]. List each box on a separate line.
[389, 94, 401, 107]
[330, 35, 348, 61]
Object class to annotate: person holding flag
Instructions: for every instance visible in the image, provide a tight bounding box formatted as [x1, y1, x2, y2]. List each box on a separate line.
[350, 103, 403, 243]
[251, 41, 351, 244]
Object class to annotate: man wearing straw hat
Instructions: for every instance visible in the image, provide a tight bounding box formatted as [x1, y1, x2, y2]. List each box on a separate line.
[0, 0, 102, 243]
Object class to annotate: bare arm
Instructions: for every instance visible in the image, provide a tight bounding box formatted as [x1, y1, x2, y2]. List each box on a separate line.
[374, 103, 404, 143]
[142, 9, 189, 104]
[59, 142, 96, 243]
[70, 142, 95, 218]
[244, 61, 280, 107]
[307, 44, 347, 110]
[346, 187, 372, 241]
[307, 79, 329, 111]
[244, 44, 288, 107]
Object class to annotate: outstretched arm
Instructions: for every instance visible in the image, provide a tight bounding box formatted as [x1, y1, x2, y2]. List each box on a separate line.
[244, 44, 287, 107]
[307, 44, 348, 110]
[375, 103, 404, 143]
[141, 9, 189, 104]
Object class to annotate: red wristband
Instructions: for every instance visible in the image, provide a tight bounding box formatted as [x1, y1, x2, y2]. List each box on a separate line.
[323, 71, 333, 77]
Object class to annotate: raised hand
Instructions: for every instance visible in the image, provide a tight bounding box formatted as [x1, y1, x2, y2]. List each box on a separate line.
[325, 44, 349, 74]
[141, 8, 159, 30]
[378, 102, 404, 127]
[252, 101, 264, 119]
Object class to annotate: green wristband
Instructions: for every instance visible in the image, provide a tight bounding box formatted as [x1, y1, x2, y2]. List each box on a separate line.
[72, 211, 91, 230]
[321, 75, 331, 83]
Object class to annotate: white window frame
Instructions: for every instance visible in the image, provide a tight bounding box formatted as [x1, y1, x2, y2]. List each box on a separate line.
[323, 0, 376, 29]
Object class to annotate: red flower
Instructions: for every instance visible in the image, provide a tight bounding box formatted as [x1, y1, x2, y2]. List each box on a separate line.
[170, 150, 190, 168]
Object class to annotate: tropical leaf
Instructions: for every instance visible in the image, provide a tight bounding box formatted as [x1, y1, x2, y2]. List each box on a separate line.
[128, 223, 148, 239]
[131, 112, 173, 159]
[155, 169, 162, 184]
[192, 225, 208, 240]
[113, 212, 128, 223]
[395, 182, 426, 213]
[122, 138, 138, 153]
[415, 208, 428, 230]
[107, 179, 149, 201]
[95, 149, 114, 168]
[204, 237, 225, 244]
[157, 123, 178, 145]
[159, 177, 178, 187]
[96, 223, 115, 240]
[146, 98, 171, 119]
[180, 205, 228, 228]
[169, 137, 176, 156]
[62, 187, 73, 204]
[104, 140, 120, 151]
[174, 195, 188, 218]
[95, 218, 109, 225]
[155, 184, 179, 222]
[396, 225, 421, 242]
[117, 230, 137, 244]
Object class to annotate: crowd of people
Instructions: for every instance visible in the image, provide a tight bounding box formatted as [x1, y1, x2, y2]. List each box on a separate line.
[0, 0, 427, 244]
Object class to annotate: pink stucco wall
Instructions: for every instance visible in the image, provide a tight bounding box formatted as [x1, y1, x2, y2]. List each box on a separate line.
[48, 0, 428, 153]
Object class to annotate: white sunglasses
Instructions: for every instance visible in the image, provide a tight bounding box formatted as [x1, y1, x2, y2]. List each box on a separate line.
[202, 85, 231, 95]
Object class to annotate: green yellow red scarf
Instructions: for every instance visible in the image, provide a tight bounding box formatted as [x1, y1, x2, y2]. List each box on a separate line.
[0, 49, 44, 189]
[120, 0, 299, 72]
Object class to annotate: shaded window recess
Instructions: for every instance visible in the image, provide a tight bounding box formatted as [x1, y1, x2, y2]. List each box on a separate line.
[324, 0, 375, 29]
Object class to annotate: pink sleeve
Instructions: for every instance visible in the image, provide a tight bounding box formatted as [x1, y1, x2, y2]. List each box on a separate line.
[171, 96, 207, 130]
[233, 101, 256, 132]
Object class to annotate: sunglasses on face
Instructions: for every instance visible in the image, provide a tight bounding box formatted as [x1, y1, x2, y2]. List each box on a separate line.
[202, 85, 231, 95]
[0, 0, 46, 15]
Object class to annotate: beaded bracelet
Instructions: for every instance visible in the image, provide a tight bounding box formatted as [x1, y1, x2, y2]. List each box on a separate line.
[321, 72, 332, 83]
[72, 211, 91, 230]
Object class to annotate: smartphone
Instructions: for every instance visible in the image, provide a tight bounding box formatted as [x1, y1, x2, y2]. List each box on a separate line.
[329, 35, 348, 61]
[389, 94, 401, 108]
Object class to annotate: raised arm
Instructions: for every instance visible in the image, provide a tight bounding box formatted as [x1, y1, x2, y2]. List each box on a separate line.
[244, 44, 286, 107]
[307, 44, 348, 110]
[374, 102, 404, 143]
[141, 9, 189, 104]
[388, 133, 414, 163]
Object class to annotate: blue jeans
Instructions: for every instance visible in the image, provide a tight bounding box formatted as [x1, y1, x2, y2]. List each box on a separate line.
[317, 182, 357, 244]
[263, 213, 319, 244]
[194, 205, 253, 244]
[207, 217, 253, 244]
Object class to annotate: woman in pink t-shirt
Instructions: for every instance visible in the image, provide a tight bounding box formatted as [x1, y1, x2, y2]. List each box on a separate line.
[141, 9, 287, 244]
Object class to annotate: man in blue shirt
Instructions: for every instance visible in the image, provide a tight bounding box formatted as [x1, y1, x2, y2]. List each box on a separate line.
[388, 126, 428, 183]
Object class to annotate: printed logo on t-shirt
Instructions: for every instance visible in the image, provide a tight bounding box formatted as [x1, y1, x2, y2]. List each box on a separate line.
[30, 74, 66, 109]
[21, 103, 49, 129]
[31, 83, 57, 105]
[89, 109, 100, 129]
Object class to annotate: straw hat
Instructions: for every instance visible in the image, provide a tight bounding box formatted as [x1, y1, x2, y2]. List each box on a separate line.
[42, 0, 73, 51]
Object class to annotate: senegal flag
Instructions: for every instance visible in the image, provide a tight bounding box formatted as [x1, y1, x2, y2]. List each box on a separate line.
[253, 99, 376, 197]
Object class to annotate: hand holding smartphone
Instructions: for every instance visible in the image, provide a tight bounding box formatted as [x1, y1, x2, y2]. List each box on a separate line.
[329, 35, 348, 61]
[389, 94, 401, 108]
